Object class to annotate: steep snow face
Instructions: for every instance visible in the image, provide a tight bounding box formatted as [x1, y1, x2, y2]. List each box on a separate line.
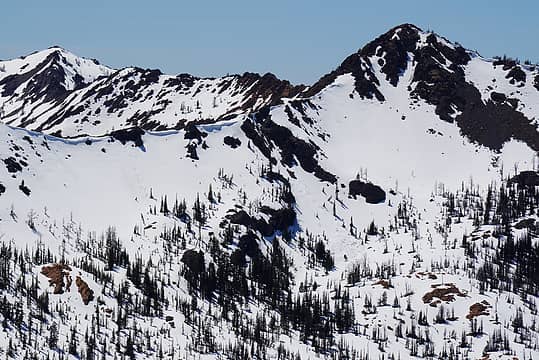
[0, 46, 112, 85]
[0, 47, 113, 130]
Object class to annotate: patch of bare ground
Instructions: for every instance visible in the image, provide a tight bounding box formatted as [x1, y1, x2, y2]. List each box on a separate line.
[422, 283, 466, 304]
[75, 276, 94, 305]
[41, 264, 72, 294]
[374, 279, 392, 289]
[466, 300, 490, 320]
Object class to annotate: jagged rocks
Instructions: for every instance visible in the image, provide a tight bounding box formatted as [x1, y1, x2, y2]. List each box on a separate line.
[410, 34, 539, 151]
[0, 50, 78, 102]
[227, 210, 272, 236]
[236, 72, 305, 110]
[506, 66, 526, 84]
[260, 206, 296, 233]
[244, 112, 336, 183]
[304, 52, 384, 101]
[349, 180, 386, 204]
[362, 24, 420, 87]
[411, 36, 471, 122]
[534, 74, 539, 91]
[241, 118, 274, 162]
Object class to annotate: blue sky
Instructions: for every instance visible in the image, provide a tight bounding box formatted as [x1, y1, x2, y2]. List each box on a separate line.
[2, 0, 537, 84]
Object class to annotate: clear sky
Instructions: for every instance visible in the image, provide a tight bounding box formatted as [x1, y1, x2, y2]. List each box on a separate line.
[2, 0, 538, 84]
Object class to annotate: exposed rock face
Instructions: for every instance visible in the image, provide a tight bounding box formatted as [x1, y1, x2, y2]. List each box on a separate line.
[299, 24, 539, 153]
[110, 127, 145, 147]
[490, 92, 507, 103]
[303, 52, 384, 101]
[2, 28, 538, 155]
[235, 72, 305, 110]
[242, 109, 336, 183]
[349, 180, 386, 204]
[223, 136, 241, 149]
[361, 23, 420, 87]
[0, 51, 83, 102]
[411, 33, 471, 122]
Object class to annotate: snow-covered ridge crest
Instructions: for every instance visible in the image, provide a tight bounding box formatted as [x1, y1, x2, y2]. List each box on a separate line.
[0, 47, 304, 137]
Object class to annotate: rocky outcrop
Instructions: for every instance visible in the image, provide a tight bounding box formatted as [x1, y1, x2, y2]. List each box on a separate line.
[227, 206, 297, 237]
[349, 180, 386, 204]
[242, 109, 336, 183]
[362, 24, 420, 87]
[110, 127, 145, 147]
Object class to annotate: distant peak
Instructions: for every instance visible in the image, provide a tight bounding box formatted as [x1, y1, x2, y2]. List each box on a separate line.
[390, 23, 423, 33]
[47, 45, 67, 52]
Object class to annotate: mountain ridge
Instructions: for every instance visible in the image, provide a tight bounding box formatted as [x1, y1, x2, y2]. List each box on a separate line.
[2, 23, 538, 153]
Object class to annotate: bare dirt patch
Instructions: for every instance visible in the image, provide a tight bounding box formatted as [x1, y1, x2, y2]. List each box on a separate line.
[41, 264, 94, 305]
[41, 264, 72, 294]
[374, 279, 392, 289]
[422, 283, 466, 304]
[466, 300, 490, 320]
[75, 276, 94, 305]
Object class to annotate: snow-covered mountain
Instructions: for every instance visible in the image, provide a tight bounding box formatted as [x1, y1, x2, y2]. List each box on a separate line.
[1, 24, 539, 360]
[0, 47, 303, 137]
